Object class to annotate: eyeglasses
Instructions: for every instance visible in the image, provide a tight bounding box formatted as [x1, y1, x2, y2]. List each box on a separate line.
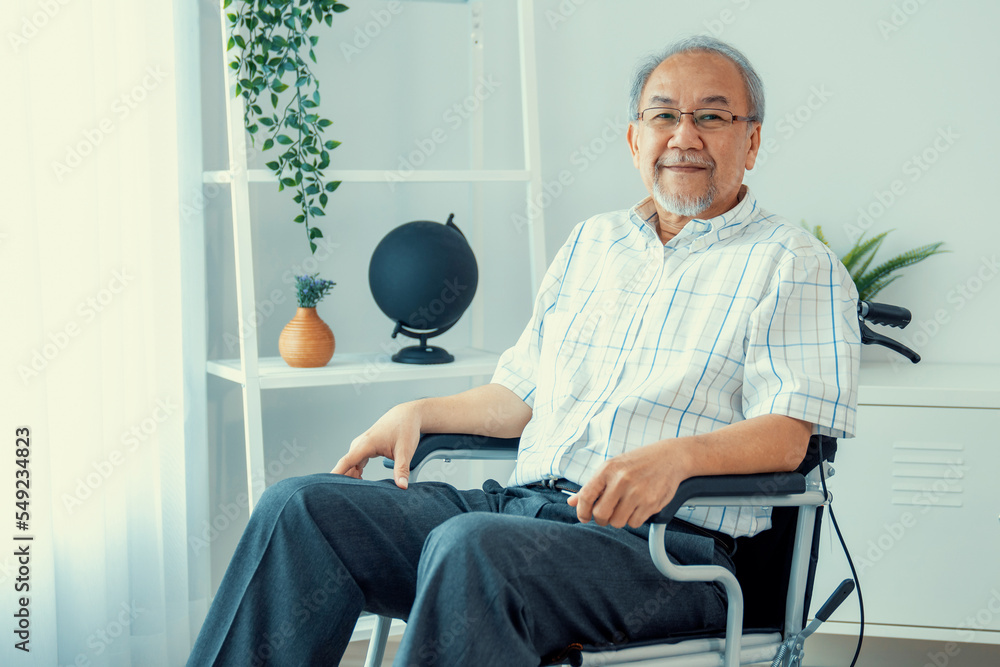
[637, 107, 757, 131]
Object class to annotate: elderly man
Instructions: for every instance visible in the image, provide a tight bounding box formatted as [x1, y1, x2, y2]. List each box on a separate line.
[188, 36, 859, 667]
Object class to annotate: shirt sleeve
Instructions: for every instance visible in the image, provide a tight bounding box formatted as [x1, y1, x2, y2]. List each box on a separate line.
[742, 245, 861, 438]
[490, 223, 582, 409]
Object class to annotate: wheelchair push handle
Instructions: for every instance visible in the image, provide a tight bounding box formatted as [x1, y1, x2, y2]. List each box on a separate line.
[857, 300, 920, 364]
[858, 301, 911, 328]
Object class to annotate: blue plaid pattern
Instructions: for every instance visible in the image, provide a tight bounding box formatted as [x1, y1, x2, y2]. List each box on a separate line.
[492, 188, 860, 537]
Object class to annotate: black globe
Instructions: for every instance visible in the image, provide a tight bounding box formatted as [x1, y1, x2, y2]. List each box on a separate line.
[368, 214, 478, 363]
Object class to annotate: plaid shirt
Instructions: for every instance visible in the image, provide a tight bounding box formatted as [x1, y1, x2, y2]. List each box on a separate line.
[492, 188, 860, 537]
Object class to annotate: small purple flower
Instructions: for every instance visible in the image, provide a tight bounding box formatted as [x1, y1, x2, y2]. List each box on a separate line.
[295, 273, 336, 308]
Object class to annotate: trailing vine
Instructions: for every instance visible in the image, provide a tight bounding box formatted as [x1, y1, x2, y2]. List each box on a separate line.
[225, 0, 349, 254]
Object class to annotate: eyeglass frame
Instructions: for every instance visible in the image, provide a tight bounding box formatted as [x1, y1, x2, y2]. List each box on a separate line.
[636, 106, 759, 129]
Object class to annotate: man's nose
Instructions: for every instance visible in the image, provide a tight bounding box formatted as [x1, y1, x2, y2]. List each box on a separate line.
[667, 114, 704, 151]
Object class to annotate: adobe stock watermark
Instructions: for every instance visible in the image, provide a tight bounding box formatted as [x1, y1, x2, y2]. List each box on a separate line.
[223, 289, 289, 354]
[188, 438, 307, 554]
[393, 407, 519, 489]
[51, 65, 170, 182]
[73, 601, 147, 666]
[544, 0, 589, 30]
[348, 277, 469, 394]
[348, 338, 406, 396]
[613, 579, 682, 643]
[60, 397, 179, 514]
[7, 0, 74, 54]
[340, 1, 403, 63]
[220, 237, 341, 353]
[249, 567, 352, 667]
[855, 462, 963, 575]
[279, 233, 340, 287]
[180, 137, 270, 225]
[405, 278, 470, 329]
[384, 74, 501, 191]
[0, 555, 21, 587]
[845, 126, 959, 243]
[703, 0, 752, 38]
[511, 114, 628, 233]
[877, 0, 933, 40]
[885, 253, 998, 371]
[923, 590, 1000, 666]
[754, 85, 833, 170]
[17, 268, 135, 385]
[412, 608, 481, 664]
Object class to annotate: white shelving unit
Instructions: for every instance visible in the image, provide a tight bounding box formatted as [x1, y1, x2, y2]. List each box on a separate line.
[206, 0, 546, 510]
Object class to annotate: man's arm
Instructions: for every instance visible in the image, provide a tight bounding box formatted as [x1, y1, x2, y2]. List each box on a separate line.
[331, 383, 531, 489]
[567, 414, 811, 529]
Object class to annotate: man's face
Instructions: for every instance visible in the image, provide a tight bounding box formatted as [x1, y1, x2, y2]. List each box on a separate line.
[627, 51, 761, 222]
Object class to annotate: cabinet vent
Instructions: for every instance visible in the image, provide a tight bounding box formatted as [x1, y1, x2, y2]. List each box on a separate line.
[889, 440, 964, 508]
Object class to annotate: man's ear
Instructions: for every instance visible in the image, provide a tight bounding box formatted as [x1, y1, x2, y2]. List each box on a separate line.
[744, 122, 762, 171]
[627, 121, 641, 168]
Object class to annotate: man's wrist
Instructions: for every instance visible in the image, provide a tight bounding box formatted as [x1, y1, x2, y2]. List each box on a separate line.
[654, 436, 699, 480]
[393, 399, 427, 432]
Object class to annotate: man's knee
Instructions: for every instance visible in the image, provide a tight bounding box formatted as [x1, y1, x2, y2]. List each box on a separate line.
[250, 473, 348, 527]
[256, 473, 321, 507]
[423, 514, 502, 561]
[421, 514, 537, 577]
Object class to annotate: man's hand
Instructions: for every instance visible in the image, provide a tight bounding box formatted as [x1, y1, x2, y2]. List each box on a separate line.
[331, 402, 422, 489]
[567, 415, 812, 528]
[330, 384, 532, 490]
[567, 441, 687, 529]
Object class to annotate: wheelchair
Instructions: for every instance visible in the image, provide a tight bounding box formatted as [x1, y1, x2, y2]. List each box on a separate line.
[364, 301, 919, 667]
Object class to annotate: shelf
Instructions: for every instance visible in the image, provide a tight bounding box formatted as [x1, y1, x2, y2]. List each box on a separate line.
[858, 362, 1000, 409]
[204, 0, 545, 511]
[202, 168, 532, 184]
[207, 347, 500, 389]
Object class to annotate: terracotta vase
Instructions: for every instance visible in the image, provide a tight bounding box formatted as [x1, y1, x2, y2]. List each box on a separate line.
[278, 307, 335, 368]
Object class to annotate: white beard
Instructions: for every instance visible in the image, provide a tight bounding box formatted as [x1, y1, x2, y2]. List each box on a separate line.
[653, 179, 716, 218]
[651, 154, 717, 218]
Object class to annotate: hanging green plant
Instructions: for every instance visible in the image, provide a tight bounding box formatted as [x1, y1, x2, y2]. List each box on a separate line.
[225, 0, 349, 254]
[805, 223, 947, 302]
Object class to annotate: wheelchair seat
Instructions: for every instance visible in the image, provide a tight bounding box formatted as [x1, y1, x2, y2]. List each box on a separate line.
[370, 434, 836, 667]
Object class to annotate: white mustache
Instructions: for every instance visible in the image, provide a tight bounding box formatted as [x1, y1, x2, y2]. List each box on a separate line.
[657, 154, 715, 169]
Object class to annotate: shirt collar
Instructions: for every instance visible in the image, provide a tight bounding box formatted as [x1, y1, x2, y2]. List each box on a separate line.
[630, 185, 758, 250]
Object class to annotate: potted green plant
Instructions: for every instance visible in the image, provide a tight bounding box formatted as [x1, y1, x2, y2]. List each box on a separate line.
[805, 224, 946, 302]
[226, 0, 347, 366]
[279, 274, 337, 367]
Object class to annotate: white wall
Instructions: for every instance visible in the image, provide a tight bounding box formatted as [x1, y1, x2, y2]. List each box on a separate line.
[198, 0, 1000, 663]
[531, 0, 999, 367]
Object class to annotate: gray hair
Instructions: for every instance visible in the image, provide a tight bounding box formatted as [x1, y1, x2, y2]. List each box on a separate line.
[627, 36, 765, 126]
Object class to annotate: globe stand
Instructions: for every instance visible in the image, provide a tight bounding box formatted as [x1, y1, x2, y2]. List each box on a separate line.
[390, 321, 456, 365]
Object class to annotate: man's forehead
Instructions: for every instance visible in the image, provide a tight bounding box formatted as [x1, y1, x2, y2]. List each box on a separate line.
[647, 93, 736, 108]
[642, 52, 746, 107]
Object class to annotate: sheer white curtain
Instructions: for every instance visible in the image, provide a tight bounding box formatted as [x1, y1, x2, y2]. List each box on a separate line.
[2, 0, 210, 664]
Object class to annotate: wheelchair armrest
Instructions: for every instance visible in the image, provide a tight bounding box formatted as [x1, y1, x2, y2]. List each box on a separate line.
[648, 472, 807, 525]
[382, 433, 520, 470]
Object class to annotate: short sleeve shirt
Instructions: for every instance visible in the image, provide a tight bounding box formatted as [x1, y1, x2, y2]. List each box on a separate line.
[491, 188, 861, 537]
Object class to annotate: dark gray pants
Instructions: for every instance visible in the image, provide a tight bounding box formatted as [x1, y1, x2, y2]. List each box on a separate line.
[187, 473, 731, 666]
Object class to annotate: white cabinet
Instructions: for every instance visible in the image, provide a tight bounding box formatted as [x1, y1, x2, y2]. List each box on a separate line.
[812, 362, 1000, 644]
